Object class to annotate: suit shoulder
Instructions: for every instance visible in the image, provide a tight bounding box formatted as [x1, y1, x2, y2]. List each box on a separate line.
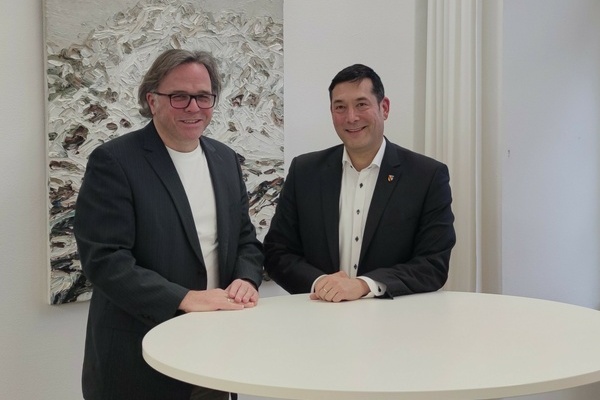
[200, 136, 241, 165]
[201, 136, 235, 154]
[388, 141, 448, 170]
[92, 124, 146, 154]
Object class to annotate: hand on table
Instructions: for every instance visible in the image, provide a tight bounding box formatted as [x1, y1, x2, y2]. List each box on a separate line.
[178, 279, 258, 312]
[310, 271, 370, 302]
[226, 278, 259, 306]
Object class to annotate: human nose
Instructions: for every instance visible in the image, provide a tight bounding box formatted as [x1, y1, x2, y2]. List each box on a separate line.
[184, 96, 202, 111]
[345, 106, 359, 122]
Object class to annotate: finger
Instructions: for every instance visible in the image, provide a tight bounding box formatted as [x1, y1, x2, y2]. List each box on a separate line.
[311, 288, 329, 302]
[242, 288, 258, 304]
[324, 292, 334, 302]
[311, 289, 325, 301]
[228, 278, 251, 295]
[320, 287, 333, 301]
[248, 289, 259, 303]
[314, 277, 330, 293]
[330, 291, 342, 303]
[228, 296, 256, 308]
[234, 285, 250, 303]
[222, 297, 244, 310]
[226, 280, 243, 295]
[237, 289, 251, 303]
[240, 283, 258, 303]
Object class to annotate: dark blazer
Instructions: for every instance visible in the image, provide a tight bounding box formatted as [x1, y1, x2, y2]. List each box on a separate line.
[74, 121, 263, 400]
[264, 139, 455, 298]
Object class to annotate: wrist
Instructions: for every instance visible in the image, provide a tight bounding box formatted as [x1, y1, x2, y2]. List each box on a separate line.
[178, 291, 192, 312]
[356, 278, 370, 296]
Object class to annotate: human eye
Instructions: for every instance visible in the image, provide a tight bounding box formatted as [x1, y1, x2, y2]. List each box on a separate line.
[333, 104, 346, 113]
[356, 102, 369, 111]
[195, 94, 213, 106]
[170, 94, 190, 106]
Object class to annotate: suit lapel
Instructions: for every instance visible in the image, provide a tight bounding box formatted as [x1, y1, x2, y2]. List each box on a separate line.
[321, 147, 343, 270]
[201, 137, 231, 281]
[360, 140, 404, 263]
[141, 123, 205, 266]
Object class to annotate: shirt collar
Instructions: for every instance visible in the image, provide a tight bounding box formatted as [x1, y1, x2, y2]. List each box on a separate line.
[342, 138, 387, 170]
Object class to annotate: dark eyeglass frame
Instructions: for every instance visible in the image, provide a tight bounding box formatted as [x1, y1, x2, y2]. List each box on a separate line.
[152, 92, 217, 109]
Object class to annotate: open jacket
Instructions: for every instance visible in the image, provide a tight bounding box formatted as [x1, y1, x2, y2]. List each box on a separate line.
[75, 121, 263, 399]
[264, 138, 455, 298]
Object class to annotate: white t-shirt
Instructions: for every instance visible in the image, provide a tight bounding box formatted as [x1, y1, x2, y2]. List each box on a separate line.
[167, 145, 219, 289]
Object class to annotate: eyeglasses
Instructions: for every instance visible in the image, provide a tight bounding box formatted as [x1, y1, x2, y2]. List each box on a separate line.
[153, 92, 217, 109]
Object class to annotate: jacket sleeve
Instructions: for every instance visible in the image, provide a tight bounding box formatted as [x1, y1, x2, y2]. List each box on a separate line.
[230, 154, 265, 289]
[74, 145, 188, 327]
[263, 157, 329, 293]
[361, 162, 456, 297]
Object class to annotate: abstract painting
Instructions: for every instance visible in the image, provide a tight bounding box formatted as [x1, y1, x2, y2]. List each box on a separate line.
[45, 0, 283, 304]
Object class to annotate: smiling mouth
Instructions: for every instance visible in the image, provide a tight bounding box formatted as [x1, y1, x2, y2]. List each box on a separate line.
[346, 127, 365, 133]
[181, 119, 202, 124]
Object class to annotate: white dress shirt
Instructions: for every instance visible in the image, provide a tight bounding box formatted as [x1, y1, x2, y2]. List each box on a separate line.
[338, 140, 387, 297]
[312, 140, 388, 297]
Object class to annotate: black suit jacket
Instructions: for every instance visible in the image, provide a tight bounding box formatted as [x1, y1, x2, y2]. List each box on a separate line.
[264, 139, 455, 297]
[74, 121, 263, 400]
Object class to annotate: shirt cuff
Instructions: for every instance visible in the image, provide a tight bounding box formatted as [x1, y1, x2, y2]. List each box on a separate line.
[310, 275, 327, 293]
[357, 277, 386, 298]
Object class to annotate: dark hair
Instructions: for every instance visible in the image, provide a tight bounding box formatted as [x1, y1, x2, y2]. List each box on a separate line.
[138, 49, 222, 118]
[328, 64, 385, 103]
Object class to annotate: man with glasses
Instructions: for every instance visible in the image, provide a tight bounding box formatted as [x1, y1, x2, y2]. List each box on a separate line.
[264, 64, 455, 302]
[74, 49, 263, 400]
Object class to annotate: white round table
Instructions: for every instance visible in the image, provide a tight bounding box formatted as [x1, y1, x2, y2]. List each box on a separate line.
[142, 291, 600, 399]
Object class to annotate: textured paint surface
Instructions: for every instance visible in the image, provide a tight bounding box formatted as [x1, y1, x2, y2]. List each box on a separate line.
[46, 0, 283, 304]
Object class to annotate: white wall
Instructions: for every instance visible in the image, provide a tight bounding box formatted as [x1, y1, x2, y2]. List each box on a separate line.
[283, 0, 423, 165]
[1, 0, 89, 399]
[2, 1, 600, 399]
[502, 0, 600, 310]
[500, 0, 600, 399]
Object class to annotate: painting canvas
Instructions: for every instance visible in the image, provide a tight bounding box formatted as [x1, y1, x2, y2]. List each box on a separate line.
[45, 0, 284, 304]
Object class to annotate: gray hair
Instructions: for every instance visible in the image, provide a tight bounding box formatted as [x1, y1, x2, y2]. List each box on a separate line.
[138, 49, 222, 118]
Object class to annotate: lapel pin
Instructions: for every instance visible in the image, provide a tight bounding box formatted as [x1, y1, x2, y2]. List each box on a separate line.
[387, 175, 395, 182]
